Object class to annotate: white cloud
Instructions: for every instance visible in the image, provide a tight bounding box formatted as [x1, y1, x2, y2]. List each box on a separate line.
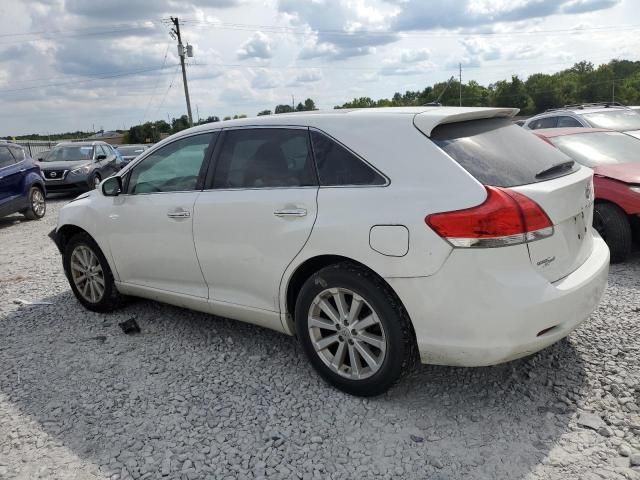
[237, 32, 273, 60]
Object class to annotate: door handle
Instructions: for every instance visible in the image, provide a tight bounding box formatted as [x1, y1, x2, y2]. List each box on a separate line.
[19, 169, 26, 172]
[273, 208, 307, 217]
[167, 209, 191, 218]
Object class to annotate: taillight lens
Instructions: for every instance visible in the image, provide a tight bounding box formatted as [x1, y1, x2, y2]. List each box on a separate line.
[425, 186, 553, 248]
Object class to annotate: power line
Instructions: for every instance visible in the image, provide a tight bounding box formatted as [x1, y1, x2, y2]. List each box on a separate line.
[0, 64, 180, 95]
[141, 41, 172, 123]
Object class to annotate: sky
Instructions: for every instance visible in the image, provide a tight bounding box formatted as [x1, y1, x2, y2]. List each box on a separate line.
[0, 0, 638, 136]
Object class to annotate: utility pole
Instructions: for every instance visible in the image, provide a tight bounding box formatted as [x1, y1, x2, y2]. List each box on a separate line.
[612, 80, 615, 103]
[196, 104, 200, 124]
[170, 17, 193, 127]
[459, 63, 462, 107]
[291, 94, 295, 111]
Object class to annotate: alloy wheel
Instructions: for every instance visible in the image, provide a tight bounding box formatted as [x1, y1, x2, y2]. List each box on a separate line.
[93, 176, 101, 189]
[308, 287, 387, 380]
[31, 189, 45, 217]
[70, 245, 105, 303]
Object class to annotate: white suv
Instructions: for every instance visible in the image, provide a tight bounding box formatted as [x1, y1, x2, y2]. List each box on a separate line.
[524, 103, 640, 138]
[50, 107, 609, 396]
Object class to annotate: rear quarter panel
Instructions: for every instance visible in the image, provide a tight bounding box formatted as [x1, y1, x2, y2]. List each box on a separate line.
[280, 113, 487, 312]
[594, 176, 640, 214]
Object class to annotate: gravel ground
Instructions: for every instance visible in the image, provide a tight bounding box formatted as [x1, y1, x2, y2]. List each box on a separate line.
[1, 198, 639, 480]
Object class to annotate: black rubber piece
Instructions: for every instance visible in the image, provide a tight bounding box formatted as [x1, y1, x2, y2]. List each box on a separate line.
[23, 186, 45, 220]
[294, 262, 417, 397]
[63, 232, 126, 312]
[594, 202, 632, 263]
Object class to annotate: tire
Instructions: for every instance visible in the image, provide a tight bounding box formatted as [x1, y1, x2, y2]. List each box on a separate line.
[593, 202, 632, 263]
[23, 186, 46, 220]
[295, 262, 417, 397]
[91, 174, 102, 190]
[63, 232, 125, 312]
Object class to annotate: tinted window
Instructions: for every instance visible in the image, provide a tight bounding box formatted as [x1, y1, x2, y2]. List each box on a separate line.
[550, 131, 640, 167]
[0, 146, 15, 168]
[128, 133, 215, 194]
[582, 110, 640, 130]
[213, 129, 316, 188]
[8, 146, 25, 162]
[529, 117, 557, 130]
[310, 130, 385, 186]
[556, 116, 583, 128]
[431, 118, 578, 187]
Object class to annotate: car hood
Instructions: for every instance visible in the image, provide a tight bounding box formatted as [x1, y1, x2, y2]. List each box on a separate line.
[624, 129, 640, 139]
[38, 161, 92, 170]
[593, 162, 640, 184]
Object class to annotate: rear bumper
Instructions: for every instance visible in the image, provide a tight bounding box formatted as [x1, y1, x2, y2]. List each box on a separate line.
[387, 236, 610, 367]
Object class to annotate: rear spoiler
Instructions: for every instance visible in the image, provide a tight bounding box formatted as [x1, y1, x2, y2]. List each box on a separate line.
[414, 107, 519, 137]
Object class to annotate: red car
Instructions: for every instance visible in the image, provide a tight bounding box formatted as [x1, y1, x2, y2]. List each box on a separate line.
[534, 128, 640, 262]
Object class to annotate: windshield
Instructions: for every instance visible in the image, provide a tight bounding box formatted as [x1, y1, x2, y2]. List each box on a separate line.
[119, 146, 147, 156]
[582, 110, 640, 131]
[44, 146, 94, 162]
[550, 131, 640, 167]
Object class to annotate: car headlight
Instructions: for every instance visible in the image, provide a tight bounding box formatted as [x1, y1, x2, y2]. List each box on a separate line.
[630, 186, 640, 194]
[70, 165, 91, 175]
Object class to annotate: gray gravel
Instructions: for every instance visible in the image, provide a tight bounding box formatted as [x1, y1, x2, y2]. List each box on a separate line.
[1, 198, 639, 480]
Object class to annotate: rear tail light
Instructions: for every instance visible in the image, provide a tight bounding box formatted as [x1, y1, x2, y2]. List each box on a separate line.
[425, 186, 553, 248]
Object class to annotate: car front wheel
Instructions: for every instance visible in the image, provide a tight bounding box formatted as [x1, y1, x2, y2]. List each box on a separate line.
[92, 174, 102, 189]
[63, 232, 125, 312]
[295, 263, 416, 397]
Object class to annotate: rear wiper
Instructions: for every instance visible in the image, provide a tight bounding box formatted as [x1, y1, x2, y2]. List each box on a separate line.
[535, 160, 575, 179]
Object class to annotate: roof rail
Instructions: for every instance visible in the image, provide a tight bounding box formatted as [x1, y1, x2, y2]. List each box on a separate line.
[544, 102, 628, 113]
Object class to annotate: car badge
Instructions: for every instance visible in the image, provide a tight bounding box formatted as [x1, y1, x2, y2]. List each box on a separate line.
[50, 171, 57, 178]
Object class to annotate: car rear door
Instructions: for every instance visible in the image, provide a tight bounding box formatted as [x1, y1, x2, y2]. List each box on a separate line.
[105, 132, 217, 298]
[0, 146, 22, 214]
[192, 127, 318, 318]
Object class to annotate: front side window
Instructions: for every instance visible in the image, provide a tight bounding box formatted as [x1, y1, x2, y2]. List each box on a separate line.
[213, 128, 316, 189]
[0, 146, 15, 168]
[310, 130, 386, 186]
[8, 146, 25, 162]
[127, 133, 215, 194]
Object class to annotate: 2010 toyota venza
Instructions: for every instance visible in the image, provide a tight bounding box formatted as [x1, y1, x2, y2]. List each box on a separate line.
[50, 107, 609, 396]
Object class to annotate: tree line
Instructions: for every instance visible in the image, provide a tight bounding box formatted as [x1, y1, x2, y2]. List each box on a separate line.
[336, 60, 640, 114]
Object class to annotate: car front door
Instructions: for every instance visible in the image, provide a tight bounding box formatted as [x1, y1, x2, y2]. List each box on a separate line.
[193, 127, 318, 322]
[105, 132, 217, 298]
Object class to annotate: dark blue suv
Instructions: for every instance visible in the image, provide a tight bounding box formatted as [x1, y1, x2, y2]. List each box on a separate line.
[0, 142, 46, 220]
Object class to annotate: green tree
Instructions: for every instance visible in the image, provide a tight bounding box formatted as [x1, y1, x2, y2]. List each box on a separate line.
[257, 110, 272, 116]
[275, 104, 294, 114]
[303, 98, 316, 111]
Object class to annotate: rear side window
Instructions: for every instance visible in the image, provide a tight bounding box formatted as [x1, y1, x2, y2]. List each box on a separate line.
[0, 146, 15, 168]
[431, 118, 578, 187]
[556, 116, 582, 128]
[310, 130, 386, 186]
[528, 117, 557, 130]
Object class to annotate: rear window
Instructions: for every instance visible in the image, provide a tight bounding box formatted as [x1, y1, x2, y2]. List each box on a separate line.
[582, 109, 640, 131]
[431, 118, 578, 187]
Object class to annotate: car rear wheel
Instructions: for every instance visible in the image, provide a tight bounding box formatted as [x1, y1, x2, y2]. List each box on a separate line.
[23, 186, 46, 220]
[295, 262, 416, 397]
[63, 232, 125, 312]
[593, 202, 632, 263]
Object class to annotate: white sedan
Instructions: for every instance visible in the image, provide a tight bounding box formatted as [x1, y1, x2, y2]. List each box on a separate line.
[50, 107, 609, 396]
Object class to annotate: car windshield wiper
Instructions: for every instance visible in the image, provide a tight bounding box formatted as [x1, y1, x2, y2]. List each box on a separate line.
[535, 160, 575, 179]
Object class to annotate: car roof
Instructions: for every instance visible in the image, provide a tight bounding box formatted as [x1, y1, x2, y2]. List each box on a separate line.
[532, 127, 614, 138]
[184, 106, 519, 137]
[55, 141, 106, 147]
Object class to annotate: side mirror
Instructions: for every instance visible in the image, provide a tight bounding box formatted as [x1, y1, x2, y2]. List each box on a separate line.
[102, 176, 122, 196]
[96, 154, 107, 161]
